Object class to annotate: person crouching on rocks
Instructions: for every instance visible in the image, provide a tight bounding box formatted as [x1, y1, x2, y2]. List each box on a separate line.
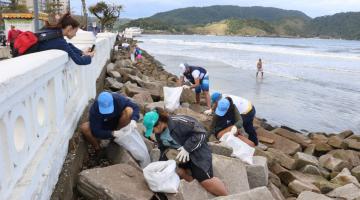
[209, 97, 256, 147]
[178, 63, 211, 109]
[143, 108, 228, 196]
[209, 92, 258, 146]
[80, 91, 140, 152]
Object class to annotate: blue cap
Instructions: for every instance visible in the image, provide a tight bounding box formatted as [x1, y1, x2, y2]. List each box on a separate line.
[215, 98, 230, 117]
[97, 92, 114, 114]
[211, 92, 222, 105]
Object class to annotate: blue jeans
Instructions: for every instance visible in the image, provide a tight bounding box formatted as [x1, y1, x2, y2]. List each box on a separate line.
[241, 106, 258, 145]
[195, 76, 209, 94]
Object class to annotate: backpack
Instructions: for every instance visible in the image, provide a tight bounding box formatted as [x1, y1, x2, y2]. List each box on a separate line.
[13, 30, 63, 57]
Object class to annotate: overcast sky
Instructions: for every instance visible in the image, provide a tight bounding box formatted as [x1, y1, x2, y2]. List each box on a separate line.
[70, 0, 360, 19]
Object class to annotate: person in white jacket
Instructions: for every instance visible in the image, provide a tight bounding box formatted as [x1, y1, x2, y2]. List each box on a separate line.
[206, 92, 259, 146]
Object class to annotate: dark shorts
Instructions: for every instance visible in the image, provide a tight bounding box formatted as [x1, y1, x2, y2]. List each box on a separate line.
[178, 161, 213, 182]
[195, 76, 209, 94]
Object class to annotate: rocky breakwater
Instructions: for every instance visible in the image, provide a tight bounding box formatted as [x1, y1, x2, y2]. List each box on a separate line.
[75, 40, 360, 200]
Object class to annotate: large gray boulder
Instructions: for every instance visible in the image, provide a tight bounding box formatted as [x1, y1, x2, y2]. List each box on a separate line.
[327, 135, 347, 149]
[132, 91, 154, 113]
[352, 165, 360, 182]
[327, 183, 360, 200]
[105, 142, 140, 169]
[257, 128, 301, 155]
[115, 59, 133, 69]
[144, 101, 165, 113]
[267, 182, 285, 200]
[330, 168, 359, 186]
[288, 179, 320, 195]
[328, 149, 360, 169]
[272, 128, 311, 147]
[294, 152, 319, 169]
[300, 165, 321, 176]
[212, 187, 275, 200]
[212, 154, 250, 194]
[105, 77, 123, 91]
[77, 164, 153, 200]
[208, 142, 233, 157]
[319, 154, 349, 172]
[296, 191, 332, 200]
[174, 107, 212, 131]
[246, 156, 268, 189]
[166, 180, 209, 200]
[180, 88, 196, 104]
[267, 148, 296, 170]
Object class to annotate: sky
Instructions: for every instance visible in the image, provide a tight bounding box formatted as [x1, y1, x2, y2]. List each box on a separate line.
[70, 0, 360, 19]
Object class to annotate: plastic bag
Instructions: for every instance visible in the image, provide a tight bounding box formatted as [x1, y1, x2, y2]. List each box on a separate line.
[143, 160, 180, 193]
[219, 132, 255, 165]
[164, 87, 183, 112]
[114, 123, 151, 168]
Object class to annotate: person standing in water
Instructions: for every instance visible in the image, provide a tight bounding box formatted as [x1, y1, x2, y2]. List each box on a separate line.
[256, 58, 263, 78]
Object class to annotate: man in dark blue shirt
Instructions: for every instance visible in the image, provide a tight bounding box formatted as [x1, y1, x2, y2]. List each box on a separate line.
[80, 91, 140, 151]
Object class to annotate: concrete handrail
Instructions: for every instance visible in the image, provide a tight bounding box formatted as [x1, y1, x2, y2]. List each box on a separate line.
[0, 31, 116, 200]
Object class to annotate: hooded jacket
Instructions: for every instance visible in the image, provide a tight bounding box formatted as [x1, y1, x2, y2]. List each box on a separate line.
[157, 115, 212, 173]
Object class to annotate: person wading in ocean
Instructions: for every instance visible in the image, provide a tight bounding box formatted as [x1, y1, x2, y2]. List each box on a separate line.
[256, 58, 263, 78]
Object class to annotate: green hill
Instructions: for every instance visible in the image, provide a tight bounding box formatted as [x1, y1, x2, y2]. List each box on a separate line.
[150, 5, 311, 25]
[119, 5, 360, 40]
[307, 12, 360, 40]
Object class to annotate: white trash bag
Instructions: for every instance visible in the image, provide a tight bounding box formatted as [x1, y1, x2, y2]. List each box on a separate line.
[143, 160, 180, 193]
[114, 123, 151, 168]
[164, 87, 183, 112]
[219, 132, 255, 165]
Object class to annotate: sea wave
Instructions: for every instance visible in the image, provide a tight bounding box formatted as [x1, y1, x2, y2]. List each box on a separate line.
[142, 38, 360, 60]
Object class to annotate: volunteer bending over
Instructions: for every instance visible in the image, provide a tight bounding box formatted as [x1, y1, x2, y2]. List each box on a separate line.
[208, 92, 258, 146]
[80, 91, 140, 152]
[178, 63, 211, 109]
[143, 108, 228, 196]
[210, 97, 256, 147]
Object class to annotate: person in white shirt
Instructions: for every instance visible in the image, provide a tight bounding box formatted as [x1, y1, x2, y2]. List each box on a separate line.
[178, 63, 211, 108]
[206, 92, 258, 146]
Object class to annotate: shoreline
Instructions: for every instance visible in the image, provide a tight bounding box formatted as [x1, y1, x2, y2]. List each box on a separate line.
[52, 38, 360, 199]
[141, 33, 360, 42]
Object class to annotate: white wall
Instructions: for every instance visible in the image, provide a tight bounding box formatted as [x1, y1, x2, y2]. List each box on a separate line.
[0, 31, 116, 200]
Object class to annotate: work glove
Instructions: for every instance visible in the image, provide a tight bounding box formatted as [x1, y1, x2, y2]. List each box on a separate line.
[204, 109, 212, 115]
[182, 85, 191, 89]
[176, 146, 190, 163]
[230, 126, 238, 135]
[130, 120, 137, 129]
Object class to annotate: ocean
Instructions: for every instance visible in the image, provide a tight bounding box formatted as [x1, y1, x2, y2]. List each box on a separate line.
[138, 34, 360, 134]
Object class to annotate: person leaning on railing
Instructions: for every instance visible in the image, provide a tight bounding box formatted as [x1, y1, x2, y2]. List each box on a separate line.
[37, 13, 95, 65]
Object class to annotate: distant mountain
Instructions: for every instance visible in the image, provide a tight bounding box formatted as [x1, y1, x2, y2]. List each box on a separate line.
[149, 5, 311, 25]
[119, 6, 360, 40]
[307, 12, 360, 40]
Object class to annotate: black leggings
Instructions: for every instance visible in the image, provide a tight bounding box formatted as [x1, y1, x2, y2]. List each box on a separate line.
[241, 106, 258, 145]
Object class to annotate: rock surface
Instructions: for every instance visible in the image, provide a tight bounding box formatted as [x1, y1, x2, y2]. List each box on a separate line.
[212, 187, 275, 200]
[212, 154, 250, 194]
[77, 164, 153, 199]
[246, 156, 269, 189]
[327, 183, 360, 200]
[208, 142, 233, 157]
[296, 191, 332, 200]
[257, 128, 301, 155]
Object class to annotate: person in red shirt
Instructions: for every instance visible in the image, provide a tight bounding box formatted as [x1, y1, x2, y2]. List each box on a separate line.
[7, 25, 22, 56]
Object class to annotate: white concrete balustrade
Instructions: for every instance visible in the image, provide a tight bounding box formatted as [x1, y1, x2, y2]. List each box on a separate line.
[0, 31, 116, 200]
